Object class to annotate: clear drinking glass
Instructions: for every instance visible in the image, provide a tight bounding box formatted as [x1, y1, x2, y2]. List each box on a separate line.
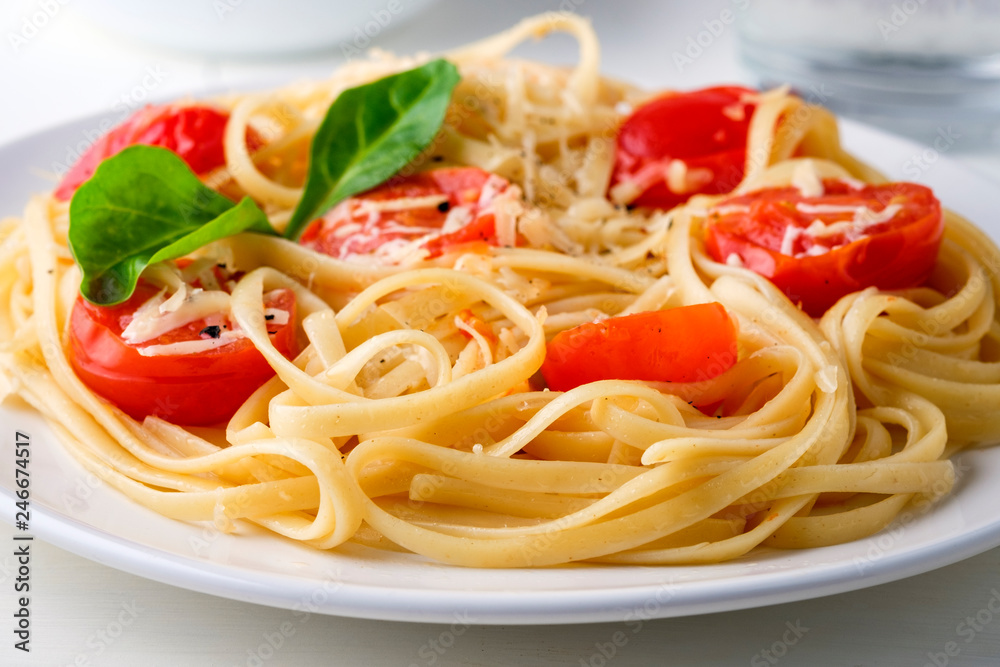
[736, 0, 1000, 145]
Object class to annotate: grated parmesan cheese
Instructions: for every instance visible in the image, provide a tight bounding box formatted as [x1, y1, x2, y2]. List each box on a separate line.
[356, 194, 448, 214]
[725, 253, 744, 267]
[136, 330, 245, 357]
[711, 204, 751, 216]
[798, 203, 902, 240]
[264, 307, 290, 326]
[666, 159, 713, 195]
[439, 205, 472, 234]
[159, 284, 189, 314]
[721, 101, 746, 122]
[780, 224, 805, 257]
[778, 202, 903, 257]
[122, 289, 233, 345]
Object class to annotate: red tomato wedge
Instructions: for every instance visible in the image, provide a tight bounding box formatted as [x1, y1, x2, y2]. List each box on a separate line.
[54, 104, 262, 201]
[299, 167, 514, 262]
[703, 179, 943, 316]
[610, 86, 757, 210]
[540, 304, 738, 393]
[68, 281, 297, 426]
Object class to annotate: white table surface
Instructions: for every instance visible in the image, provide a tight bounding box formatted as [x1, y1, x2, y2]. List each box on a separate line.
[2, 1, 1000, 665]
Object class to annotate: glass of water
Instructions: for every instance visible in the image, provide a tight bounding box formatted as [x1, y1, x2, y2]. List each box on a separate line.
[736, 0, 1000, 145]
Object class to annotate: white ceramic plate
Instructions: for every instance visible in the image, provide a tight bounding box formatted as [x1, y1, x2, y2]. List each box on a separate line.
[2, 114, 999, 625]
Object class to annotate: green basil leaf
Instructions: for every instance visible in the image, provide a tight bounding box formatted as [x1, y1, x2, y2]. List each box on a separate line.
[283, 58, 460, 240]
[68, 145, 275, 306]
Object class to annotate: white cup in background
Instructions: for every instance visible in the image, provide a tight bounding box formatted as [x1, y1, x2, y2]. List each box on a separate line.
[75, 0, 441, 57]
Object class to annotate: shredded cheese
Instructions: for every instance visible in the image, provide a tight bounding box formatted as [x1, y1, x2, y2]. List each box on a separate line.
[264, 308, 290, 325]
[721, 101, 746, 122]
[136, 330, 245, 357]
[712, 204, 751, 216]
[780, 224, 805, 257]
[159, 284, 188, 314]
[439, 205, 472, 234]
[122, 289, 233, 345]
[356, 194, 448, 214]
[777, 202, 904, 257]
[798, 203, 903, 240]
[666, 160, 713, 195]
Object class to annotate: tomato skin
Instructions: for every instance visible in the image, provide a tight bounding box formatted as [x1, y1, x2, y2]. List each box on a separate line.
[610, 86, 757, 210]
[540, 304, 738, 393]
[68, 284, 297, 426]
[54, 105, 261, 201]
[703, 180, 943, 316]
[299, 167, 511, 260]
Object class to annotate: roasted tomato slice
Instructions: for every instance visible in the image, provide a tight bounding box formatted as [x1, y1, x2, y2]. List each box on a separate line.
[299, 167, 515, 262]
[703, 179, 944, 316]
[55, 104, 262, 201]
[610, 86, 757, 210]
[540, 304, 739, 392]
[68, 276, 297, 426]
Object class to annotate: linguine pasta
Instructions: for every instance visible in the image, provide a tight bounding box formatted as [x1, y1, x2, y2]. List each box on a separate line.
[1, 14, 997, 568]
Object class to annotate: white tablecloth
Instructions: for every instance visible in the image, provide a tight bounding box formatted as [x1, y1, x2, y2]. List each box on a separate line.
[2, 1, 999, 664]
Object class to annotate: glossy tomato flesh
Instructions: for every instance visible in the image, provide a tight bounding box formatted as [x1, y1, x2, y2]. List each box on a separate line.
[54, 105, 262, 201]
[68, 283, 297, 426]
[540, 303, 738, 394]
[610, 86, 757, 210]
[299, 167, 511, 260]
[703, 180, 943, 316]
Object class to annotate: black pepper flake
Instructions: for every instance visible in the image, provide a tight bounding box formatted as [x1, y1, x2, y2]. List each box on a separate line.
[437, 201, 451, 213]
[265, 314, 275, 321]
[431, 155, 444, 162]
[200, 325, 222, 339]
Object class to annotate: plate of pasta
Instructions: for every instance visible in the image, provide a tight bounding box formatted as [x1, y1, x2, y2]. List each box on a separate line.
[2, 14, 1000, 624]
